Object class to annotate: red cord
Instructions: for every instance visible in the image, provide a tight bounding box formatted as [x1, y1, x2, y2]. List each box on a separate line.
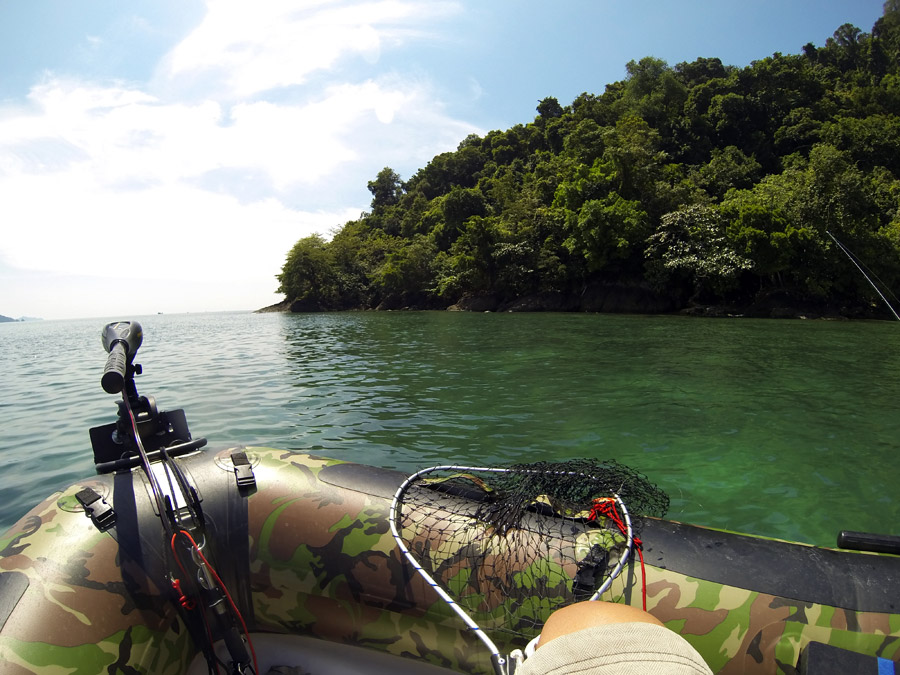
[635, 542, 647, 611]
[170, 530, 259, 675]
[589, 498, 648, 611]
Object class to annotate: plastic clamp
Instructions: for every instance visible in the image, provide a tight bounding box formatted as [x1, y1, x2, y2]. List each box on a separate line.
[75, 487, 117, 531]
[230, 451, 257, 494]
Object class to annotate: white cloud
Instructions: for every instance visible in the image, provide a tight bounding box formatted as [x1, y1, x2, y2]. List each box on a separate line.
[0, 0, 478, 319]
[0, 167, 357, 280]
[165, 0, 460, 98]
[0, 77, 367, 309]
[0, 70, 475, 195]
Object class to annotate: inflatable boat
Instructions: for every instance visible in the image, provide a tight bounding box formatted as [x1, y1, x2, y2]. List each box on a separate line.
[1, 322, 898, 674]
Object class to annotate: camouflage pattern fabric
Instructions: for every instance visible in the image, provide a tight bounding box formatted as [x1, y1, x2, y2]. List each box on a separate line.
[0, 484, 193, 674]
[1, 447, 899, 674]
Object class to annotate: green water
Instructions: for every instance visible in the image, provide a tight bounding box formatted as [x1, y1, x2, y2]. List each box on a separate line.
[1, 311, 898, 546]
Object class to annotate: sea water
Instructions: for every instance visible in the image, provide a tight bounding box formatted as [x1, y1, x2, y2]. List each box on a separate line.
[1, 311, 898, 546]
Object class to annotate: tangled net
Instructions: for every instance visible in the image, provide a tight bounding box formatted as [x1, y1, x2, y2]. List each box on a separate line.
[392, 458, 668, 642]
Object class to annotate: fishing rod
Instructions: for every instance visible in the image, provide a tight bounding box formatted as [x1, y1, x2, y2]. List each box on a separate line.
[824, 235, 900, 553]
[826, 230, 900, 321]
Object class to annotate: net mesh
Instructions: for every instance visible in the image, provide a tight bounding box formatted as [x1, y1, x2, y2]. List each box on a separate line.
[394, 458, 668, 641]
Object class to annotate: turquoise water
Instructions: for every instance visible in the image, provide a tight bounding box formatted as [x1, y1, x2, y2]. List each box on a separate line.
[1, 311, 898, 546]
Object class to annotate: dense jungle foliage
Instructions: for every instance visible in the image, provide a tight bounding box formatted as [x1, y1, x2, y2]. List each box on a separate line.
[278, 4, 900, 316]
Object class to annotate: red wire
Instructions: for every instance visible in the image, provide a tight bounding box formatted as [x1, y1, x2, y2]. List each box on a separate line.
[171, 530, 259, 675]
[589, 498, 648, 611]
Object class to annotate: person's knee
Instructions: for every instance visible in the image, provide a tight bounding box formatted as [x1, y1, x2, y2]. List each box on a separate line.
[536, 601, 664, 649]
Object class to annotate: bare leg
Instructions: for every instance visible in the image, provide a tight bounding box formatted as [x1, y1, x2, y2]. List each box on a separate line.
[536, 601, 664, 649]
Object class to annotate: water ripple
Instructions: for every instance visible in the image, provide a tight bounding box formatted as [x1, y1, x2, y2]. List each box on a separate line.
[2, 311, 899, 546]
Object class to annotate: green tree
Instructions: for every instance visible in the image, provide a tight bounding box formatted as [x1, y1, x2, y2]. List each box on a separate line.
[822, 23, 865, 72]
[563, 119, 605, 165]
[699, 146, 762, 199]
[367, 167, 403, 209]
[719, 198, 811, 288]
[564, 194, 649, 271]
[433, 186, 488, 249]
[874, 0, 900, 64]
[374, 235, 437, 307]
[277, 235, 339, 308]
[645, 205, 753, 300]
[774, 107, 822, 155]
[600, 115, 666, 201]
[708, 92, 753, 147]
[536, 96, 564, 120]
[620, 57, 688, 132]
[821, 114, 900, 173]
[431, 217, 500, 300]
[674, 57, 730, 88]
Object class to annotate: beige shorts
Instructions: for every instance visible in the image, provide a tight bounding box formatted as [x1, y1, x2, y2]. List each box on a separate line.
[516, 621, 714, 675]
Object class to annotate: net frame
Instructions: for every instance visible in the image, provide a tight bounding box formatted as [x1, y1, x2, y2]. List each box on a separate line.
[388, 463, 638, 675]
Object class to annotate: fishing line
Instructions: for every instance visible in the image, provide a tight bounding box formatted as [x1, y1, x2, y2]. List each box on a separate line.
[827, 230, 900, 321]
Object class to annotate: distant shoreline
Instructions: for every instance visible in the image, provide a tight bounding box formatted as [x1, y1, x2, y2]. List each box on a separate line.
[256, 291, 892, 321]
[0, 315, 42, 323]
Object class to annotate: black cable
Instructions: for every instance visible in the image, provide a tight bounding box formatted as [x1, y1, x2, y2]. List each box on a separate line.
[121, 394, 176, 539]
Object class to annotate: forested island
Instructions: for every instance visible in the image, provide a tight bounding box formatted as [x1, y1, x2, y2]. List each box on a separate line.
[275, 4, 900, 319]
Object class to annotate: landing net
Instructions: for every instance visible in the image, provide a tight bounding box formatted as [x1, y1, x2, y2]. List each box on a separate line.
[390, 458, 669, 644]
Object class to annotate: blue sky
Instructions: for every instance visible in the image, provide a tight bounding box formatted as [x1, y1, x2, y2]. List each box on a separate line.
[0, 0, 888, 320]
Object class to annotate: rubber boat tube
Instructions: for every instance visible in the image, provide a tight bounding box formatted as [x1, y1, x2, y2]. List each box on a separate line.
[1, 447, 899, 674]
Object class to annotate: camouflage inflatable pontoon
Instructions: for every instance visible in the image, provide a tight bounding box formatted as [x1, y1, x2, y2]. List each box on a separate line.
[1, 322, 898, 674]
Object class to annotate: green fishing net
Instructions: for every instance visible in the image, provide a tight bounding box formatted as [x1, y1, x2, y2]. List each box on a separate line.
[393, 458, 669, 641]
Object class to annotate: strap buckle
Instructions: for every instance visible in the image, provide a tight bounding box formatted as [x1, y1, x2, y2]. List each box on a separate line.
[230, 451, 256, 494]
[75, 487, 117, 531]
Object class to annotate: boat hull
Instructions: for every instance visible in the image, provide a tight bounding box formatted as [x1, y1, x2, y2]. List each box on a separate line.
[1, 447, 898, 674]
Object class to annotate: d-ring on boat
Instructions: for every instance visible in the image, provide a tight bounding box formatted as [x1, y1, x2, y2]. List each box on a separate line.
[0, 321, 898, 674]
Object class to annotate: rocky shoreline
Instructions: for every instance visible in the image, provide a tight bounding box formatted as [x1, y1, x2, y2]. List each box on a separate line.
[257, 284, 890, 320]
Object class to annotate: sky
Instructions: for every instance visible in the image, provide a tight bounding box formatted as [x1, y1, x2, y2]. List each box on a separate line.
[0, 0, 889, 321]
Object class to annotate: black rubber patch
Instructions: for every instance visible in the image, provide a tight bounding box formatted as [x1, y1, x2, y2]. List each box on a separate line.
[640, 518, 900, 614]
[799, 641, 895, 674]
[0, 571, 29, 632]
